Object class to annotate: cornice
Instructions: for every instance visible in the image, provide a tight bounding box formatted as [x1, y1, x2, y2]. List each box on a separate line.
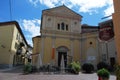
[43, 12, 81, 21]
[41, 29, 81, 36]
[41, 29, 98, 41]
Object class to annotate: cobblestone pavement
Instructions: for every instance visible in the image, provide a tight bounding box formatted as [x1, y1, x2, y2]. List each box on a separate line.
[0, 68, 116, 80]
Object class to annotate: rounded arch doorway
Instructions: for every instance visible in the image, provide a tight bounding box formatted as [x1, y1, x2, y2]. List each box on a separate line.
[56, 46, 69, 69]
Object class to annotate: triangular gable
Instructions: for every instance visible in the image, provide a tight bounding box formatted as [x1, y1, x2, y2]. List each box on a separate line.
[42, 5, 82, 19]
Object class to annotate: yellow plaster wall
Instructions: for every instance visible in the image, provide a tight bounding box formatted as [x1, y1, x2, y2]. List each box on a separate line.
[86, 38, 96, 49]
[43, 37, 52, 64]
[0, 25, 13, 64]
[81, 39, 87, 62]
[9, 26, 19, 66]
[32, 37, 41, 66]
[0, 24, 26, 67]
[33, 38, 41, 54]
[11, 26, 17, 52]
[81, 33, 98, 63]
[73, 40, 80, 61]
[55, 38, 70, 49]
[10, 25, 27, 66]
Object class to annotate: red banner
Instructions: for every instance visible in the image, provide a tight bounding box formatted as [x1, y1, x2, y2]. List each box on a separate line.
[99, 26, 114, 41]
[52, 48, 55, 59]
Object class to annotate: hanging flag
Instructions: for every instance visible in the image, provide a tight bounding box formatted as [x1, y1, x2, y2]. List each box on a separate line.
[52, 48, 55, 59]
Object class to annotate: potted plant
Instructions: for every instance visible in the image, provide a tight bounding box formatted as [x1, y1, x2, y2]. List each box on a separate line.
[82, 63, 94, 73]
[68, 61, 81, 74]
[23, 62, 32, 74]
[114, 64, 120, 80]
[97, 68, 110, 80]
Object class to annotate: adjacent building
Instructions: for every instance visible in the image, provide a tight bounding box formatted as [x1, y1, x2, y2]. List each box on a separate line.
[81, 25, 99, 68]
[0, 21, 28, 68]
[112, 0, 120, 64]
[99, 19, 116, 67]
[32, 36, 41, 67]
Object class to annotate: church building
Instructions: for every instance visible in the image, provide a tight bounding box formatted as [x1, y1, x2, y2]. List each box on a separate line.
[32, 5, 116, 69]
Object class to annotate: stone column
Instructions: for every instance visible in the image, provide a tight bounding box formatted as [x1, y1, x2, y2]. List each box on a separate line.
[70, 38, 74, 62]
[40, 36, 45, 64]
[79, 39, 82, 63]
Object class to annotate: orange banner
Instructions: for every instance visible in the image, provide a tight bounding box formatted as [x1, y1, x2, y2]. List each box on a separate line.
[52, 48, 55, 59]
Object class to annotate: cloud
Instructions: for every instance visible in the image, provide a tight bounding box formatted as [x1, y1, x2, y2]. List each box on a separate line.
[20, 19, 41, 46]
[69, 0, 108, 13]
[25, 0, 114, 45]
[28, 0, 114, 15]
[104, 0, 114, 16]
[28, 0, 39, 6]
[22, 19, 40, 37]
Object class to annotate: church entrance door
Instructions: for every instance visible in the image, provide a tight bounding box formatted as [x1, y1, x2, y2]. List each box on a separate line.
[58, 52, 67, 68]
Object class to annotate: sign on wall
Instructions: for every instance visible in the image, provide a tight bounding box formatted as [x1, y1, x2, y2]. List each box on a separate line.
[87, 56, 96, 61]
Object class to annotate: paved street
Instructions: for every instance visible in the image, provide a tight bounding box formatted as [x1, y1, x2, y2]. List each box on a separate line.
[0, 68, 116, 80]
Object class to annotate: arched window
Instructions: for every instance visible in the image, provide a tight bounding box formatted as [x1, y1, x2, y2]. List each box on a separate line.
[66, 24, 68, 31]
[58, 23, 60, 30]
[61, 22, 64, 30]
[57, 22, 68, 31]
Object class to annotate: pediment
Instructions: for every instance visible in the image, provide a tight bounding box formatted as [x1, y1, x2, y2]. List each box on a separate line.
[43, 5, 82, 19]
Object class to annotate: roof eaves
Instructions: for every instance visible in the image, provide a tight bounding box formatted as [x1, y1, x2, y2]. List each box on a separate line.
[42, 5, 83, 18]
[0, 21, 28, 46]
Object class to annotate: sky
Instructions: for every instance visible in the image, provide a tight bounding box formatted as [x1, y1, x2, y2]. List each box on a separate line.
[0, 0, 114, 46]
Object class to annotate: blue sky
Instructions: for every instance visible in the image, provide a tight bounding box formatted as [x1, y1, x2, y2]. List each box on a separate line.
[0, 0, 114, 46]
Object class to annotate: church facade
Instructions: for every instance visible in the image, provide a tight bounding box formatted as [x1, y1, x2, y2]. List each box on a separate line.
[32, 5, 116, 69]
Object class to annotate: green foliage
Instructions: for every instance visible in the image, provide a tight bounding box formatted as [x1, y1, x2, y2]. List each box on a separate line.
[23, 62, 32, 74]
[115, 64, 120, 80]
[97, 62, 109, 70]
[69, 61, 81, 74]
[82, 63, 94, 73]
[97, 68, 110, 79]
